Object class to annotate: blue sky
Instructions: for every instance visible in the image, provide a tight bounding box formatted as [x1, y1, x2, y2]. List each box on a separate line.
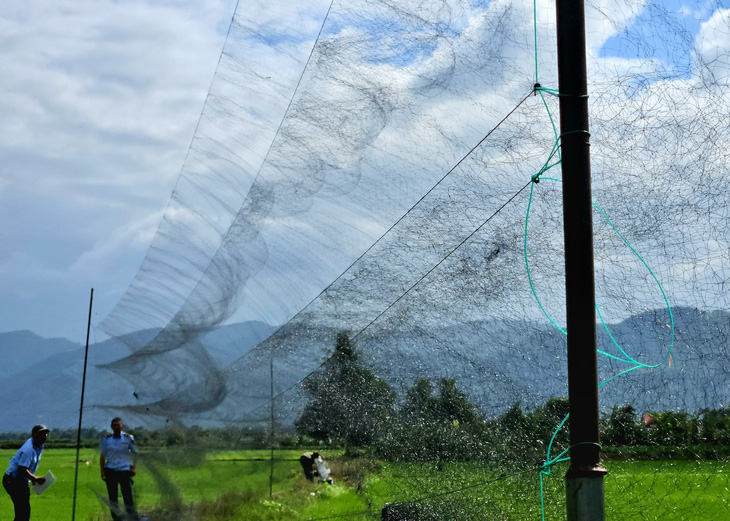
[1, 0, 728, 346]
[0, 0, 238, 342]
[600, 0, 730, 74]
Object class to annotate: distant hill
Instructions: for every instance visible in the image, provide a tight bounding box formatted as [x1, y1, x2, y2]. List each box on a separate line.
[0, 330, 81, 379]
[0, 307, 727, 432]
[364, 306, 730, 416]
[0, 320, 276, 431]
[211, 306, 730, 427]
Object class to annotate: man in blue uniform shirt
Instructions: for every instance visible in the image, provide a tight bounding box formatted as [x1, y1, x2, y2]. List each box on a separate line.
[3, 424, 49, 521]
[100, 417, 139, 521]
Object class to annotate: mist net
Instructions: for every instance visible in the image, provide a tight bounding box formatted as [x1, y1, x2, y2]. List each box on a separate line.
[91, 0, 730, 519]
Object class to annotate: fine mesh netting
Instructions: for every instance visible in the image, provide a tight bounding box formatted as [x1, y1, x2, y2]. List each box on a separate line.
[90, 0, 730, 519]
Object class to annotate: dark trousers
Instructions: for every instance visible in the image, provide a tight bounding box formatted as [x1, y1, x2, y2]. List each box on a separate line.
[104, 469, 138, 521]
[3, 473, 30, 521]
[300, 456, 315, 481]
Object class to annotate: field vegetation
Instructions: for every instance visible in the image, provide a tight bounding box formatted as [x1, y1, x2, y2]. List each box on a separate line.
[3, 334, 729, 519]
[0, 448, 728, 520]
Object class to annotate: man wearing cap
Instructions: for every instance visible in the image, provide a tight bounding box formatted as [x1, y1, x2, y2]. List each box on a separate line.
[3, 424, 49, 521]
[100, 417, 139, 521]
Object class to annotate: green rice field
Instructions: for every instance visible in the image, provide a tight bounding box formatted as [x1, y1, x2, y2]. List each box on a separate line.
[0, 449, 727, 520]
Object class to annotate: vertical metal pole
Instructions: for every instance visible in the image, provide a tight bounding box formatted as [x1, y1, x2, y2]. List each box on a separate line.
[555, 1, 607, 520]
[269, 356, 275, 499]
[72, 288, 94, 521]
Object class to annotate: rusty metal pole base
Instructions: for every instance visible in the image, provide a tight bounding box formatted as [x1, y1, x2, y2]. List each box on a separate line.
[566, 465, 608, 521]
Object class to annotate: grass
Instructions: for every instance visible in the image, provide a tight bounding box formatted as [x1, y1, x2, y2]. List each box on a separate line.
[604, 460, 730, 520]
[1, 449, 728, 520]
[0, 448, 106, 520]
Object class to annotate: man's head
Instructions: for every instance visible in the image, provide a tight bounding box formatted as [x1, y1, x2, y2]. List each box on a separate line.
[111, 417, 124, 435]
[31, 424, 50, 446]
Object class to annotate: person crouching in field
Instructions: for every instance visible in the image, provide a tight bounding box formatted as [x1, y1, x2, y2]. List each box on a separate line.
[313, 453, 333, 485]
[300, 452, 333, 484]
[3, 424, 49, 521]
[299, 452, 318, 481]
[100, 417, 139, 521]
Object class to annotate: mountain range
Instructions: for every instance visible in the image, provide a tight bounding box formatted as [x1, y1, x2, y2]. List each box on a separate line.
[0, 321, 276, 432]
[0, 306, 727, 432]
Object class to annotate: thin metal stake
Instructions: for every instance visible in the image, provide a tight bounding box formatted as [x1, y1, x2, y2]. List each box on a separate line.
[72, 288, 94, 521]
[269, 356, 275, 499]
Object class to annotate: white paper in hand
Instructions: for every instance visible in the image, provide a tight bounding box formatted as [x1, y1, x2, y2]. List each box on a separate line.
[32, 470, 55, 495]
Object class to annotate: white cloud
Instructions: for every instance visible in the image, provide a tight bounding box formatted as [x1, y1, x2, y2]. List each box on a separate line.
[2, 0, 728, 346]
[0, 0, 237, 341]
[696, 8, 730, 84]
[0, 0, 233, 164]
[71, 209, 165, 273]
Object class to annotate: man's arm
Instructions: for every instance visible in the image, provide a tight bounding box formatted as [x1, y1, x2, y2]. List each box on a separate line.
[100, 455, 107, 480]
[129, 437, 138, 476]
[17, 465, 45, 485]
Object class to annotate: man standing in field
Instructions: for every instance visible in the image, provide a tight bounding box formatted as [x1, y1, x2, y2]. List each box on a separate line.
[100, 417, 139, 521]
[2, 424, 49, 521]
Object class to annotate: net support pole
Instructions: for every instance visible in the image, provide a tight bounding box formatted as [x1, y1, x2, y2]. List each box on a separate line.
[554, 1, 607, 520]
[72, 288, 94, 521]
[269, 355, 275, 499]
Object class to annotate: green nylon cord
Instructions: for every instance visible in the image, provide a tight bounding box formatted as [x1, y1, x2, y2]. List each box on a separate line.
[535, 86, 561, 96]
[524, 178, 676, 386]
[538, 438, 602, 521]
[523, 88, 562, 331]
[592, 202, 675, 366]
[524, 178, 566, 335]
[526, 174, 675, 521]
[527, 1, 676, 517]
[528, 5, 674, 511]
[534, 0, 540, 83]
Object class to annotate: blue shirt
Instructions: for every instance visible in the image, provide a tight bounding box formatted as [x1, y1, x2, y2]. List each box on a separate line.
[5, 438, 43, 482]
[101, 432, 138, 471]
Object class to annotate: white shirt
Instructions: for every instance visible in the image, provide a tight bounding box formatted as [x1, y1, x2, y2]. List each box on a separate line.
[101, 432, 138, 471]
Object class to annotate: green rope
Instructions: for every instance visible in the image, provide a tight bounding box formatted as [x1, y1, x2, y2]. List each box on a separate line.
[524, 176, 675, 375]
[592, 202, 675, 366]
[560, 129, 591, 139]
[524, 179, 566, 335]
[534, 0, 539, 83]
[527, 1, 675, 518]
[535, 86, 561, 96]
[538, 436, 603, 521]
[527, 173, 675, 520]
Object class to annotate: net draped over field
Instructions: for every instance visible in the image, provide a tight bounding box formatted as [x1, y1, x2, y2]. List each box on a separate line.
[92, 0, 730, 518]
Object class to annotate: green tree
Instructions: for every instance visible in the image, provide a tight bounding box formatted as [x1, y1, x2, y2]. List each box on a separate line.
[700, 408, 730, 445]
[401, 377, 482, 427]
[435, 378, 481, 426]
[602, 405, 646, 447]
[380, 377, 491, 461]
[498, 401, 526, 431]
[644, 410, 700, 446]
[400, 378, 436, 425]
[295, 331, 396, 447]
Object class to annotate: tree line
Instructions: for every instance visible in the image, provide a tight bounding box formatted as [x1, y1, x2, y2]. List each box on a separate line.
[294, 332, 730, 462]
[2, 332, 727, 460]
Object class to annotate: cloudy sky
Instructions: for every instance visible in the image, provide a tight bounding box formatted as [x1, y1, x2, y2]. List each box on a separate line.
[1, 0, 727, 348]
[0, 0, 237, 342]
